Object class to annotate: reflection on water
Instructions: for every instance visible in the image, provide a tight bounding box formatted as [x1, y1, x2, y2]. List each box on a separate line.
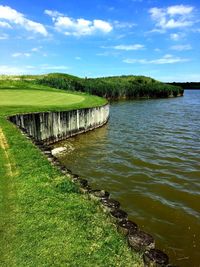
[53, 90, 200, 267]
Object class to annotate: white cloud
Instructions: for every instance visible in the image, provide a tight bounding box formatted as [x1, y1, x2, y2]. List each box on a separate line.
[40, 65, 69, 70]
[45, 9, 113, 36]
[123, 54, 189, 64]
[31, 46, 42, 52]
[75, 56, 81, 60]
[96, 51, 111, 56]
[113, 44, 144, 50]
[167, 5, 194, 16]
[11, 47, 44, 58]
[44, 10, 62, 18]
[170, 33, 185, 41]
[149, 5, 195, 30]
[96, 50, 120, 57]
[0, 5, 48, 36]
[24, 20, 47, 36]
[159, 73, 200, 82]
[0, 65, 27, 74]
[0, 21, 12, 28]
[12, 52, 31, 57]
[148, 28, 166, 34]
[31, 48, 39, 52]
[164, 19, 193, 28]
[154, 48, 161, 52]
[114, 21, 137, 29]
[170, 44, 192, 51]
[0, 64, 69, 74]
[123, 58, 146, 64]
[93, 19, 112, 33]
[192, 28, 200, 33]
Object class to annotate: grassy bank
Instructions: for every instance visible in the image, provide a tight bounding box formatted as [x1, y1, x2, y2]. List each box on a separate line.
[0, 80, 142, 267]
[0, 73, 183, 99]
[35, 73, 184, 99]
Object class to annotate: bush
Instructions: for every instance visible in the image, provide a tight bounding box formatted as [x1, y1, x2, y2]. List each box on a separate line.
[36, 74, 183, 100]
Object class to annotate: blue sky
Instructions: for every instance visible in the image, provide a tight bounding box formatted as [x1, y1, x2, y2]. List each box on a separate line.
[0, 0, 199, 81]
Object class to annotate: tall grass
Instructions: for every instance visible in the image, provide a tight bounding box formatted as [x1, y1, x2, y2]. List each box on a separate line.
[36, 73, 184, 99]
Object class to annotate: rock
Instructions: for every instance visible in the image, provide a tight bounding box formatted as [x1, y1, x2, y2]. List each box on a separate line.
[143, 249, 169, 267]
[118, 220, 138, 236]
[128, 230, 155, 252]
[78, 179, 88, 188]
[101, 198, 120, 211]
[34, 141, 43, 146]
[71, 174, 80, 182]
[52, 160, 61, 166]
[60, 166, 67, 171]
[47, 157, 53, 162]
[110, 209, 128, 222]
[80, 185, 91, 194]
[43, 150, 52, 155]
[47, 153, 54, 159]
[51, 147, 67, 156]
[66, 168, 72, 174]
[90, 189, 110, 200]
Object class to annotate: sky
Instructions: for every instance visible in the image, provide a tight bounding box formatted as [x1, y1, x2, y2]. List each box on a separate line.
[0, 0, 200, 82]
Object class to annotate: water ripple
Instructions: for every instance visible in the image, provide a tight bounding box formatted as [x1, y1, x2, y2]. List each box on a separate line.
[55, 90, 200, 267]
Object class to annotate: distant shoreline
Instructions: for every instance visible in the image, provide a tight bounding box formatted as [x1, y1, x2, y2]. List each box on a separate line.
[167, 82, 200, 90]
[183, 88, 200, 90]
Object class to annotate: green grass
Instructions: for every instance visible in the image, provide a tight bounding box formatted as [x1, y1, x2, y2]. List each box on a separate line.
[0, 80, 106, 117]
[35, 72, 184, 99]
[0, 90, 84, 107]
[0, 80, 142, 267]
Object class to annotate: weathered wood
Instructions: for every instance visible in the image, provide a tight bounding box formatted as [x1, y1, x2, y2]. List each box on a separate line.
[9, 104, 109, 144]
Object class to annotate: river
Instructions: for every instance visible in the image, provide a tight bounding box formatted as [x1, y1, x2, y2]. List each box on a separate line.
[53, 90, 200, 267]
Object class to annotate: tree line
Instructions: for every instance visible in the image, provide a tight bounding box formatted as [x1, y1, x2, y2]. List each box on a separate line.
[168, 82, 200, 89]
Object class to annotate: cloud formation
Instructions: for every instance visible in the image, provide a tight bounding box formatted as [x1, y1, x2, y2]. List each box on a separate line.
[170, 44, 192, 51]
[40, 64, 69, 70]
[170, 33, 185, 41]
[114, 21, 136, 29]
[12, 52, 31, 57]
[45, 9, 113, 36]
[0, 21, 12, 28]
[123, 54, 189, 64]
[149, 5, 194, 30]
[0, 5, 48, 36]
[0, 64, 69, 74]
[113, 44, 144, 50]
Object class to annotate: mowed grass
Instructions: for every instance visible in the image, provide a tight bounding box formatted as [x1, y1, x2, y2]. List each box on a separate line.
[0, 89, 84, 107]
[0, 80, 142, 267]
[0, 80, 106, 117]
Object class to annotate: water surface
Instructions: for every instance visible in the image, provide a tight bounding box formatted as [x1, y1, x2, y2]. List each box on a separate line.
[54, 90, 200, 267]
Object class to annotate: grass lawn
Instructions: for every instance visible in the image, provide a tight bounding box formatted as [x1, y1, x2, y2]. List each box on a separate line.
[0, 89, 84, 107]
[0, 80, 142, 267]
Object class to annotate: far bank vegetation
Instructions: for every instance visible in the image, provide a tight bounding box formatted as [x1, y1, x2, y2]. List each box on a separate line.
[35, 73, 184, 100]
